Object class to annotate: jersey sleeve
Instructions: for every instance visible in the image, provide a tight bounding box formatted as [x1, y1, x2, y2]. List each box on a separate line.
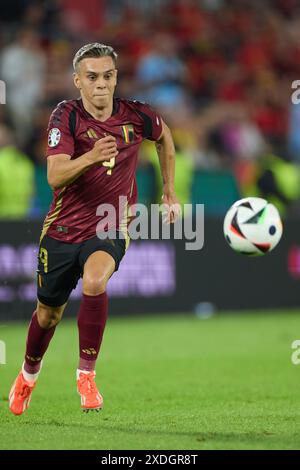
[133, 101, 163, 141]
[46, 101, 75, 157]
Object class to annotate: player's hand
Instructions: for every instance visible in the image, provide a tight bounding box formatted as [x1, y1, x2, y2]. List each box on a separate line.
[87, 135, 118, 163]
[161, 191, 181, 224]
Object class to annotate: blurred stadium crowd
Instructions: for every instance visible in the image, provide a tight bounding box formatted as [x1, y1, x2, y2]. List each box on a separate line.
[1, 0, 300, 219]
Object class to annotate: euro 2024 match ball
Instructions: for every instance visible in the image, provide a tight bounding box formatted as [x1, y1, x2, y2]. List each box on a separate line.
[223, 197, 283, 256]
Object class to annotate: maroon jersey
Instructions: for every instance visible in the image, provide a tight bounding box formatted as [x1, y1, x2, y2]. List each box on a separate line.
[41, 98, 162, 243]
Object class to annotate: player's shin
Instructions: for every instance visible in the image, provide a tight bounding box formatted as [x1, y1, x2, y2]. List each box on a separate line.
[76, 293, 107, 410]
[9, 310, 57, 415]
[23, 310, 57, 381]
[77, 293, 108, 372]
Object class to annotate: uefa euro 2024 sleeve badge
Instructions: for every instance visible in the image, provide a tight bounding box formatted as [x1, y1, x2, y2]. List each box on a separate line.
[48, 128, 61, 148]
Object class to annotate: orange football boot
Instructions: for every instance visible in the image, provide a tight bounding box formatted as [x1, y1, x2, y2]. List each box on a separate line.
[77, 371, 103, 412]
[9, 371, 36, 416]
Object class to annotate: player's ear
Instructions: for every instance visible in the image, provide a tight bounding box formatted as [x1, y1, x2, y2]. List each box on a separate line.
[73, 72, 81, 90]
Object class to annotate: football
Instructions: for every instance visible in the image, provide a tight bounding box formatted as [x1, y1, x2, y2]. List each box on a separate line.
[223, 197, 283, 256]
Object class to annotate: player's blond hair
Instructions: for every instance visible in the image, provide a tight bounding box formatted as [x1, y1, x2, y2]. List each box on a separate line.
[73, 43, 118, 71]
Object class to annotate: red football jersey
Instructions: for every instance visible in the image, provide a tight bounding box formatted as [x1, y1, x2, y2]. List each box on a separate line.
[41, 98, 162, 243]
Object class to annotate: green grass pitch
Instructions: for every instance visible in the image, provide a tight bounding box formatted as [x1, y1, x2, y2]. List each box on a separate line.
[0, 310, 300, 450]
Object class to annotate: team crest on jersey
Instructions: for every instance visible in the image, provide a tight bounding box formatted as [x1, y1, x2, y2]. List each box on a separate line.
[121, 124, 134, 143]
[86, 128, 98, 139]
[48, 128, 61, 147]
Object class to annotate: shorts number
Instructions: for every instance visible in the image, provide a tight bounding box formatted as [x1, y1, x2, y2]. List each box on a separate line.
[39, 248, 48, 273]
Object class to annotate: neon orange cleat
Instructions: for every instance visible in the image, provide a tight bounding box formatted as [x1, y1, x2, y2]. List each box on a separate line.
[77, 371, 103, 412]
[9, 371, 36, 416]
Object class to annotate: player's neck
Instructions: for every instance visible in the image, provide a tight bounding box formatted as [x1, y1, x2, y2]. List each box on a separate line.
[81, 97, 113, 122]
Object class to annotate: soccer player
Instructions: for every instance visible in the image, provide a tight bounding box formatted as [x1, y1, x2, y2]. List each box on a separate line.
[9, 43, 180, 415]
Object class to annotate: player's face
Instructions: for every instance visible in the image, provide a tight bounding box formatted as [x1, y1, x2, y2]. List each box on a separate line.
[74, 57, 117, 109]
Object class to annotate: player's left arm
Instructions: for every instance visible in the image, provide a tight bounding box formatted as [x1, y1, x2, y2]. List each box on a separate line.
[155, 120, 181, 223]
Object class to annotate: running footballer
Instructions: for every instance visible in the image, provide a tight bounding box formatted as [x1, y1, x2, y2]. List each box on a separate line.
[9, 43, 179, 414]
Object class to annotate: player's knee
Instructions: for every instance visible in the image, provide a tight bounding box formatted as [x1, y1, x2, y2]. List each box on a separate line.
[37, 303, 64, 329]
[83, 274, 107, 296]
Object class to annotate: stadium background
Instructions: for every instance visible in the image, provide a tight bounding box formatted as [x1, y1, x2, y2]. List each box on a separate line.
[1, 0, 300, 451]
[1, 0, 300, 318]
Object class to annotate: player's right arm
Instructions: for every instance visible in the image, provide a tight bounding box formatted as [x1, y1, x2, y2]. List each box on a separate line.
[47, 136, 118, 190]
[45, 101, 118, 190]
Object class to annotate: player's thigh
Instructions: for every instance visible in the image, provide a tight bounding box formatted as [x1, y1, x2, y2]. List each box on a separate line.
[79, 236, 126, 295]
[82, 251, 116, 295]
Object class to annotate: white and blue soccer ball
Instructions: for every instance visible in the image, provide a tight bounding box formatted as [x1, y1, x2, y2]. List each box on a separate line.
[223, 197, 283, 256]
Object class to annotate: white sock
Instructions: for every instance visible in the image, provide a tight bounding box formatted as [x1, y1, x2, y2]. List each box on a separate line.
[76, 369, 95, 379]
[22, 361, 42, 383]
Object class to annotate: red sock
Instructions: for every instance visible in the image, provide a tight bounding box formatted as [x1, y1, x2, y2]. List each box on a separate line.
[77, 293, 108, 371]
[24, 311, 56, 374]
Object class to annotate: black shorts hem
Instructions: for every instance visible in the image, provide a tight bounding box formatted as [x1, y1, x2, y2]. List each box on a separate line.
[37, 294, 69, 308]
